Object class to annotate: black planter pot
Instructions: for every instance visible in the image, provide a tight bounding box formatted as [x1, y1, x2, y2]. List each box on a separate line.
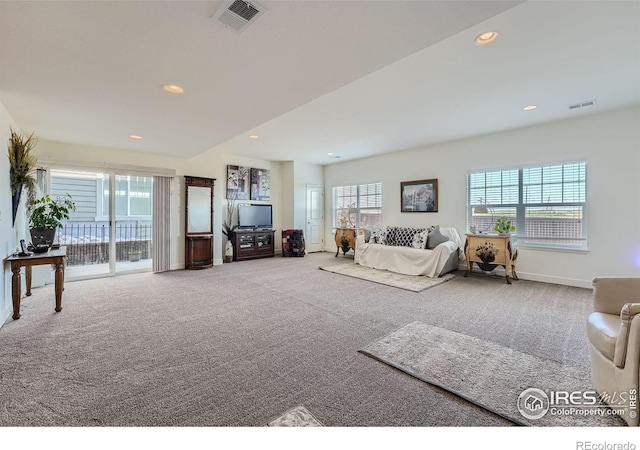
[477, 254, 497, 271]
[477, 262, 498, 272]
[30, 228, 57, 248]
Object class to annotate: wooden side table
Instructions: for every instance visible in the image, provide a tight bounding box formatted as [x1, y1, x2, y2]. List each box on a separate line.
[334, 227, 364, 257]
[464, 233, 518, 284]
[6, 246, 67, 319]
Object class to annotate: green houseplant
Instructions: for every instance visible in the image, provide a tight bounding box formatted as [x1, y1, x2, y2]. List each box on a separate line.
[29, 194, 76, 249]
[7, 127, 38, 226]
[493, 216, 515, 235]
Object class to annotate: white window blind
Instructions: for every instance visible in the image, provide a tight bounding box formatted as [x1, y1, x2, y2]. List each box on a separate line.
[333, 182, 382, 228]
[468, 162, 587, 250]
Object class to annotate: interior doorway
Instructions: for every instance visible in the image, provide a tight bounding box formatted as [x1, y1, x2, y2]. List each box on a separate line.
[305, 184, 324, 253]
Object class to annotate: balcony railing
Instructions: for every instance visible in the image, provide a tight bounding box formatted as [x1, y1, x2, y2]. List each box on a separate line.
[56, 222, 152, 266]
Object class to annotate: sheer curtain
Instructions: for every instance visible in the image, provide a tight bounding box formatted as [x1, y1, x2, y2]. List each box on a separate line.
[152, 176, 172, 272]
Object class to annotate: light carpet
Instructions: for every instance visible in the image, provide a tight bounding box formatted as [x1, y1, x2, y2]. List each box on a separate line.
[268, 406, 323, 427]
[0, 252, 602, 426]
[360, 321, 625, 427]
[319, 263, 454, 292]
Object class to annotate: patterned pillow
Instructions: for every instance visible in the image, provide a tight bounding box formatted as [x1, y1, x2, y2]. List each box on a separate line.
[384, 226, 398, 246]
[371, 227, 387, 245]
[412, 229, 430, 249]
[394, 227, 426, 247]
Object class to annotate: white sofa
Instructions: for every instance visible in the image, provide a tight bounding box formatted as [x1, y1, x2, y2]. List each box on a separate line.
[354, 226, 464, 278]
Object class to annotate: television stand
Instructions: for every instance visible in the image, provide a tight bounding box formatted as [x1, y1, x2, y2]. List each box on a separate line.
[232, 229, 275, 261]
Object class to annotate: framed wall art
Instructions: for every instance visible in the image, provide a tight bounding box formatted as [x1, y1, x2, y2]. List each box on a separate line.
[250, 168, 271, 201]
[400, 178, 438, 212]
[226, 165, 249, 200]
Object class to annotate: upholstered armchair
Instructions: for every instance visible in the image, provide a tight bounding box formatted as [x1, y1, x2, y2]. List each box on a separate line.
[587, 277, 640, 426]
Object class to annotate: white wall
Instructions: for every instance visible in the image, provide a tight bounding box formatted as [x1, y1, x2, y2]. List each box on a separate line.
[324, 106, 640, 288]
[280, 161, 324, 230]
[281, 162, 295, 229]
[34, 139, 189, 270]
[0, 102, 19, 326]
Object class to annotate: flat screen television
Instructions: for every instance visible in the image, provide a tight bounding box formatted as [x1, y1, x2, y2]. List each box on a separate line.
[237, 204, 273, 229]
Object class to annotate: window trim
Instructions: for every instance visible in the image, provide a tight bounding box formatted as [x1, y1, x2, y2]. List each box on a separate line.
[467, 160, 587, 251]
[332, 181, 382, 229]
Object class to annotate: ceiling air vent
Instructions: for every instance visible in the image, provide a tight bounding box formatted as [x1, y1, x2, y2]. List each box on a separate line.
[213, 0, 265, 33]
[568, 99, 596, 110]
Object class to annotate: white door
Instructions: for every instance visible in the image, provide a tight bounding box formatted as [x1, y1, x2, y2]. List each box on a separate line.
[306, 185, 324, 253]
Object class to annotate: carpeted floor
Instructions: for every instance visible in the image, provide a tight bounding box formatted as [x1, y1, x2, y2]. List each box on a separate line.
[0, 253, 597, 426]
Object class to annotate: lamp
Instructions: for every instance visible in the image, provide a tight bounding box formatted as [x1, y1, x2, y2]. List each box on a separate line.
[473, 198, 495, 234]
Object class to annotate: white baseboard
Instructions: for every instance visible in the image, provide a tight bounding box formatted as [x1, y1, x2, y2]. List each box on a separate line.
[459, 264, 592, 289]
[0, 307, 10, 330]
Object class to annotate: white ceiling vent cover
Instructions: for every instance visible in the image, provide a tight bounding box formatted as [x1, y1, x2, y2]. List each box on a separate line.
[213, 0, 266, 33]
[568, 99, 597, 110]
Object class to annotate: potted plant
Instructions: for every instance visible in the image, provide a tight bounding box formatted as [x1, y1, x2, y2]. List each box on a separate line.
[7, 127, 38, 226]
[28, 194, 76, 250]
[493, 216, 515, 235]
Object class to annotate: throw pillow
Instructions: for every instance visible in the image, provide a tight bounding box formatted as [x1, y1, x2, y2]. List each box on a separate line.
[363, 228, 372, 243]
[371, 227, 387, 245]
[394, 227, 425, 247]
[411, 229, 429, 249]
[426, 225, 449, 249]
[384, 226, 398, 246]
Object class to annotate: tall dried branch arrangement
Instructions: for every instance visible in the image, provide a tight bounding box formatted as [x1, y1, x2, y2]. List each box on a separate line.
[222, 187, 238, 238]
[8, 127, 38, 207]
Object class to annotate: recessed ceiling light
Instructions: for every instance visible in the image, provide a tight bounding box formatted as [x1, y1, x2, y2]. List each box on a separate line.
[162, 84, 184, 94]
[327, 152, 334, 156]
[523, 105, 537, 111]
[475, 31, 499, 46]
[129, 134, 143, 140]
[249, 135, 258, 139]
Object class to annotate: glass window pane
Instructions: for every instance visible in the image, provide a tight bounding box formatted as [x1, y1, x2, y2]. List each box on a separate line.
[333, 182, 382, 228]
[524, 206, 585, 248]
[468, 162, 586, 250]
[116, 176, 129, 216]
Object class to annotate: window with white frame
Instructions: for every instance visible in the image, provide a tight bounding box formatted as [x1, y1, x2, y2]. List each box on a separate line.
[467, 161, 587, 250]
[101, 175, 153, 218]
[333, 182, 382, 228]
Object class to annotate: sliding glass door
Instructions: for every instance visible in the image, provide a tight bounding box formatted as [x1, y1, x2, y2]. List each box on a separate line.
[50, 169, 153, 279]
[113, 175, 153, 273]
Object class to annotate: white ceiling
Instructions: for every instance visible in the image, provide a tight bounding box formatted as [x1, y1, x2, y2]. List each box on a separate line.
[1, 1, 639, 166]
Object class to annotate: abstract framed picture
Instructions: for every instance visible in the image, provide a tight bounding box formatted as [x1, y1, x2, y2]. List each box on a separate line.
[250, 168, 271, 201]
[400, 179, 438, 212]
[226, 165, 250, 200]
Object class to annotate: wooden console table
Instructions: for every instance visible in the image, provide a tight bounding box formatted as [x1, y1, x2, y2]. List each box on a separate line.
[6, 247, 67, 320]
[335, 227, 364, 257]
[464, 234, 518, 284]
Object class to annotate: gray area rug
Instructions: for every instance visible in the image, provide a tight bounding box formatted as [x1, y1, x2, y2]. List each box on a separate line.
[319, 263, 454, 292]
[268, 406, 323, 427]
[360, 321, 625, 427]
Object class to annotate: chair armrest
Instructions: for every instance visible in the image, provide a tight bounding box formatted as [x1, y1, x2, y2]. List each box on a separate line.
[355, 234, 365, 247]
[614, 302, 640, 368]
[592, 277, 640, 315]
